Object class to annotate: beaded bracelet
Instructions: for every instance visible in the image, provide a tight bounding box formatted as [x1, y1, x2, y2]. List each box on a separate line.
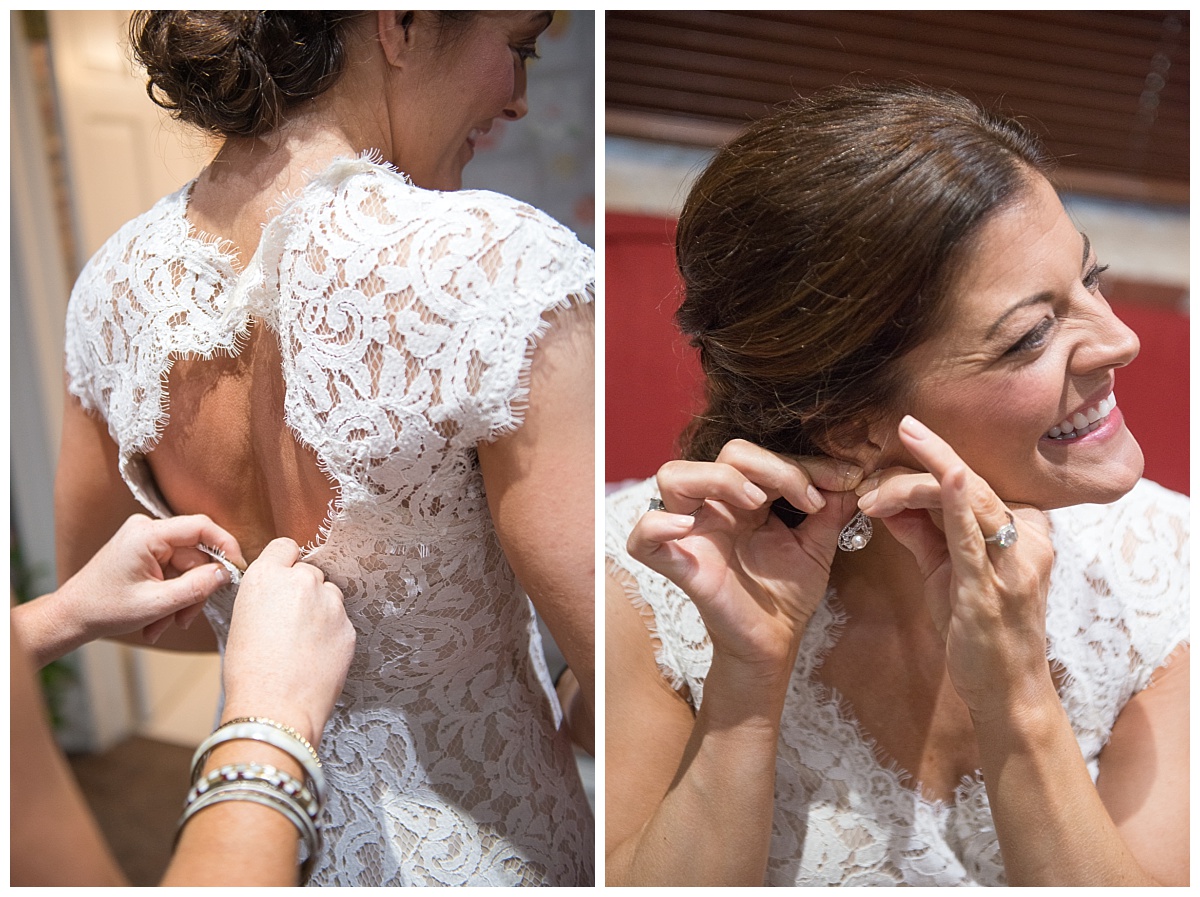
[187, 762, 318, 821]
[191, 721, 326, 804]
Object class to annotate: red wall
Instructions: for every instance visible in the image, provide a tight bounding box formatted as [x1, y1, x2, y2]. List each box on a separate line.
[605, 213, 703, 482]
[606, 212, 1188, 496]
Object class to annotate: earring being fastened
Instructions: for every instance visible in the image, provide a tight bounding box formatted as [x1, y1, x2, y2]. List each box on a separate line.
[838, 510, 872, 552]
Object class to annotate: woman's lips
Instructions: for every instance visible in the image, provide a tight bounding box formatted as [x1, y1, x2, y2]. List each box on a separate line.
[1044, 391, 1116, 440]
[1041, 396, 1124, 446]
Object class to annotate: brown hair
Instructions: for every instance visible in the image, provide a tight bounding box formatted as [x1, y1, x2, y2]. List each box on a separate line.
[130, 11, 362, 139]
[676, 83, 1051, 462]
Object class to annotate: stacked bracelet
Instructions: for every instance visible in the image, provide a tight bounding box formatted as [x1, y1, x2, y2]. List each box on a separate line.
[176, 763, 320, 882]
[218, 716, 321, 769]
[178, 717, 327, 883]
[187, 762, 318, 821]
[191, 719, 326, 804]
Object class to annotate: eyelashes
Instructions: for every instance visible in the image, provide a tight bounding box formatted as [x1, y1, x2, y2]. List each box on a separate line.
[1007, 316, 1056, 355]
[513, 44, 540, 64]
[1083, 262, 1109, 292]
[1005, 262, 1109, 356]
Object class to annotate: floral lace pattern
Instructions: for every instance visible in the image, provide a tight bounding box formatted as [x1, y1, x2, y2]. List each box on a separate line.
[606, 477, 1188, 886]
[66, 156, 595, 886]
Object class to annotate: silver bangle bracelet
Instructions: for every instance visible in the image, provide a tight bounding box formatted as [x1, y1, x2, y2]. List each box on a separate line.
[192, 721, 327, 805]
[218, 716, 320, 768]
[176, 779, 319, 883]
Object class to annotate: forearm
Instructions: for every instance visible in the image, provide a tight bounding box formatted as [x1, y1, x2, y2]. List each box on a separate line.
[162, 737, 306, 886]
[11, 588, 218, 662]
[608, 655, 789, 886]
[10, 595, 89, 669]
[975, 688, 1153, 886]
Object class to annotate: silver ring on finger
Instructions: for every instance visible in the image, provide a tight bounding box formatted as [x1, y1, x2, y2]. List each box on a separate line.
[647, 498, 667, 512]
[983, 511, 1018, 549]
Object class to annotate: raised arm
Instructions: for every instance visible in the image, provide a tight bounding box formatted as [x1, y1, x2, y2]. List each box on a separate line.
[477, 303, 595, 752]
[605, 445, 862, 885]
[867, 415, 1188, 885]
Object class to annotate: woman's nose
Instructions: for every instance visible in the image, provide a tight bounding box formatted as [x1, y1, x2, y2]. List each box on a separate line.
[1079, 296, 1141, 372]
[503, 67, 529, 121]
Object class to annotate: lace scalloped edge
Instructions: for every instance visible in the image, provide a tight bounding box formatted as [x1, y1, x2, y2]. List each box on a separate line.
[605, 555, 689, 696]
[803, 591, 989, 812]
[485, 284, 595, 445]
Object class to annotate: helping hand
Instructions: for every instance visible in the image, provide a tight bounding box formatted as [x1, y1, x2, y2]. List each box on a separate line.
[628, 440, 862, 677]
[54, 513, 246, 648]
[857, 416, 1056, 718]
[221, 538, 355, 747]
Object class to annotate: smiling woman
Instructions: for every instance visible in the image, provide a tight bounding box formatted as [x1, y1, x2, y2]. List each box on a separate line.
[896, 175, 1144, 511]
[605, 84, 1188, 887]
[55, 9, 594, 887]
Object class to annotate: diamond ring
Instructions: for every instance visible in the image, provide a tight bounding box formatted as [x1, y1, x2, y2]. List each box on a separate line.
[983, 511, 1018, 549]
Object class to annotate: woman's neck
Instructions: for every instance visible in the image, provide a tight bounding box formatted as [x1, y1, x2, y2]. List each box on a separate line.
[188, 82, 392, 265]
[826, 517, 933, 628]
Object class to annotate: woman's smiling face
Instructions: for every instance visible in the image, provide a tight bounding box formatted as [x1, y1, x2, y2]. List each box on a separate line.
[395, 12, 551, 191]
[891, 173, 1143, 510]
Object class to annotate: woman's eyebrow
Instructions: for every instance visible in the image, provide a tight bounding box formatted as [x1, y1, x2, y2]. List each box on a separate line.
[983, 232, 1094, 342]
[985, 291, 1053, 341]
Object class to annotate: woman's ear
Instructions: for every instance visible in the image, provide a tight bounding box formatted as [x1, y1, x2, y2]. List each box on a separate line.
[821, 414, 897, 475]
[377, 12, 416, 67]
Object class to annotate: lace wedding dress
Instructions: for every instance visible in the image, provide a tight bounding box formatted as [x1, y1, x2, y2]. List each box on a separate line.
[606, 477, 1188, 885]
[65, 156, 594, 885]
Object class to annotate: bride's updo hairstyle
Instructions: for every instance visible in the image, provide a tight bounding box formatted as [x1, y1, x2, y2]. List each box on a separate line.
[129, 12, 363, 139]
[676, 84, 1051, 462]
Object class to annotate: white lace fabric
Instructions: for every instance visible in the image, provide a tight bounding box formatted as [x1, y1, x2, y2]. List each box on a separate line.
[606, 477, 1189, 886]
[66, 155, 595, 886]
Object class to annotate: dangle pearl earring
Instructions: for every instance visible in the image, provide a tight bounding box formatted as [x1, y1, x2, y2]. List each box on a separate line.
[838, 510, 873, 551]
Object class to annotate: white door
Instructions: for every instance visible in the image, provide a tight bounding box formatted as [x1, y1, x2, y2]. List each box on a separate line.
[47, 9, 221, 749]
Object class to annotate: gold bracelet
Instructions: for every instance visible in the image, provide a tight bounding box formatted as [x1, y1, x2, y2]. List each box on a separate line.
[218, 716, 321, 768]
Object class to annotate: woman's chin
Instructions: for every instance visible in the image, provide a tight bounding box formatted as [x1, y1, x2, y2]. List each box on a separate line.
[1031, 430, 1145, 511]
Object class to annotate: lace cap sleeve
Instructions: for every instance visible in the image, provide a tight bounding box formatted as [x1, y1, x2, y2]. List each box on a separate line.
[605, 479, 714, 706]
[1045, 479, 1189, 764]
[252, 158, 594, 455]
[63, 183, 242, 455]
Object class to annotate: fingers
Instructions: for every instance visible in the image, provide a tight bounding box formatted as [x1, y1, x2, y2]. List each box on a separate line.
[248, 537, 303, 570]
[655, 441, 863, 518]
[656, 457, 768, 515]
[856, 468, 941, 518]
[792, 490, 860, 569]
[142, 616, 173, 645]
[174, 599, 209, 630]
[142, 562, 231, 644]
[166, 545, 209, 574]
[877, 510, 948, 579]
[896, 416, 1011, 538]
[148, 514, 247, 571]
[936, 464, 990, 584]
[626, 511, 699, 583]
[714, 440, 863, 512]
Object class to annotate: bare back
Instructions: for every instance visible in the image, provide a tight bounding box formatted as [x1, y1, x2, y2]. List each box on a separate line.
[145, 153, 345, 562]
[152, 328, 335, 562]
